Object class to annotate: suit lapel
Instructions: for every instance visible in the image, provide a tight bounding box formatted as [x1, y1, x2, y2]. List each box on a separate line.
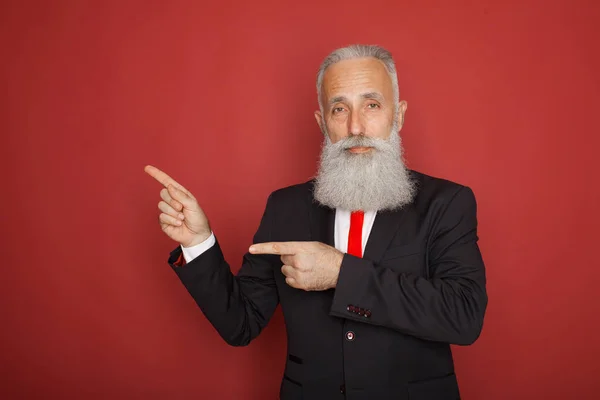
[363, 206, 411, 264]
[307, 182, 336, 246]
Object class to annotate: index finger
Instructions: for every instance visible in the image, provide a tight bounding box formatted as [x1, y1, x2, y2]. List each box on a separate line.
[144, 165, 192, 196]
[249, 242, 301, 255]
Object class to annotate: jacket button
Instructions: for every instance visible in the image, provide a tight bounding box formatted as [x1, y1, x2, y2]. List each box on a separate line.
[345, 331, 355, 341]
[340, 384, 346, 394]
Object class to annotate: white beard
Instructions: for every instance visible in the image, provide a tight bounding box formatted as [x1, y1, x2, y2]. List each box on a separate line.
[313, 129, 416, 212]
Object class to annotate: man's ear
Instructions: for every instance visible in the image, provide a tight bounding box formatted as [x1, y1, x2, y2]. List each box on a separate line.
[314, 110, 326, 135]
[398, 100, 408, 130]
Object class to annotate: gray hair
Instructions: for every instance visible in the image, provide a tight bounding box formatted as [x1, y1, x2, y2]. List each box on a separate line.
[316, 44, 400, 113]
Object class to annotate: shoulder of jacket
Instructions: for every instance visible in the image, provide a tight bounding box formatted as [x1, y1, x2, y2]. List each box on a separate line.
[268, 179, 314, 203]
[409, 169, 474, 205]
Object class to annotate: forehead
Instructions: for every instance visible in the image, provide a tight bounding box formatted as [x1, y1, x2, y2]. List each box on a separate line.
[321, 57, 393, 101]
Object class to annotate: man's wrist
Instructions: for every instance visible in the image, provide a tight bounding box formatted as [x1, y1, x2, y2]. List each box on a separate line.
[329, 249, 345, 289]
[181, 232, 216, 263]
[182, 231, 212, 248]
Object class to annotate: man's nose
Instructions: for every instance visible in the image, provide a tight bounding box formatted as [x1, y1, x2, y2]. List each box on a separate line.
[348, 110, 365, 136]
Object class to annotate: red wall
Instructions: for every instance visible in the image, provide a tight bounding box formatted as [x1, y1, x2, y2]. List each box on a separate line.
[1, 1, 599, 398]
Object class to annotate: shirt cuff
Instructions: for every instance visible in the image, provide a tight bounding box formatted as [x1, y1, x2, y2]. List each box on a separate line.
[180, 232, 216, 263]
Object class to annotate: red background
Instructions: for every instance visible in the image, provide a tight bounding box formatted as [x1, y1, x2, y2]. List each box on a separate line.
[1, 0, 599, 399]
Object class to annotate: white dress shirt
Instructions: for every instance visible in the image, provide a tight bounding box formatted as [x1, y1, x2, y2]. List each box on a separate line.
[181, 209, 377, 263]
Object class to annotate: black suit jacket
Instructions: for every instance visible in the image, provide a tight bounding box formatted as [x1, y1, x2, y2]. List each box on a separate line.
[168, 170, 487, 400]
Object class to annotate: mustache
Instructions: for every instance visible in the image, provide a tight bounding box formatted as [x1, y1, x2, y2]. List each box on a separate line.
[333, 135, 389, 151]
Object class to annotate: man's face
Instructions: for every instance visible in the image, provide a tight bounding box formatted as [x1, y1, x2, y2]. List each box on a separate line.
[315, 57, 407, 151]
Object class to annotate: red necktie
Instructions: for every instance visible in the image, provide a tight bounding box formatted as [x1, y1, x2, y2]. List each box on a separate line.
[347, 211, 364, 257]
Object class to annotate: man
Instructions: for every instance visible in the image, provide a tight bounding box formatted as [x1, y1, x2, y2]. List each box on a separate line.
[145, 44, 487, 400]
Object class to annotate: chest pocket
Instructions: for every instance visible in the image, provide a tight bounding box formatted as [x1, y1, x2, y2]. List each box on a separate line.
[378, 243, 426, 276]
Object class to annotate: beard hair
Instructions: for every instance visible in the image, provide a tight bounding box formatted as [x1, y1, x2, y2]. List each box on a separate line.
[313, 126, 416, 212]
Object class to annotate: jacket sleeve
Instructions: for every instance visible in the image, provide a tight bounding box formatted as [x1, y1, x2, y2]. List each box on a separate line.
[168, 194, 280, 346]
[329, 186, 487, 345]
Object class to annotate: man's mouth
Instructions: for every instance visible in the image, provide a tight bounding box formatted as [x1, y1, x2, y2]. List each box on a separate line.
[346, 146, 373, 154]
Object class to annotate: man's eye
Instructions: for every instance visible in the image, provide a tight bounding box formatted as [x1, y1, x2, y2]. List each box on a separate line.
[367, 103, 380, 109]
[333, 107, 345, 113]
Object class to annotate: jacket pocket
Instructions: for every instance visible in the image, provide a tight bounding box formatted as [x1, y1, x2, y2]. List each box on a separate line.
[279, 374, 303, 400]
[380, 243, 423, 262]
[407, 373, 460, 400]
[379, 244, 425, 276]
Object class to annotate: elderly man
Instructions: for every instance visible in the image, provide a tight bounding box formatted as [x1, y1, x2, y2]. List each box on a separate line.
[146, 44, 487, 400]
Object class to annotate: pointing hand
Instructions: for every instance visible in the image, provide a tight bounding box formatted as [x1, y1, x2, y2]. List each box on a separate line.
[145, 165, 212, 248]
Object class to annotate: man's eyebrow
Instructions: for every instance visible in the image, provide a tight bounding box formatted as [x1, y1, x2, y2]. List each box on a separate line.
[362, 92, 384, 101]
[328, 92, 384, 106]
[329, 95, 347, 105]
